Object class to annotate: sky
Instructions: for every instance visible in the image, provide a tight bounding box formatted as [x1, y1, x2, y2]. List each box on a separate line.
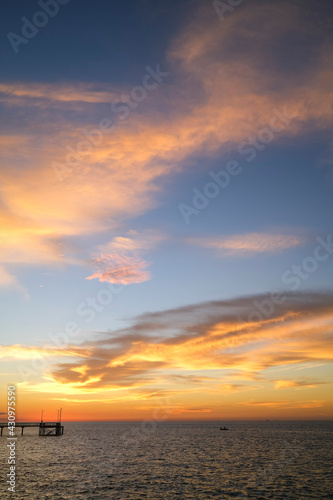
[0, 0, 333, 422]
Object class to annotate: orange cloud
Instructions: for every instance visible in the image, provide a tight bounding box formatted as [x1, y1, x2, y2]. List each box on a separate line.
[274, 380, 327, 389]
[3, 292, 332, 420]
[240, 400, 325, 409]
[172, 407, 212, 414]
[5, 291, 330, 404]
[1, 2, 332, 289]
[0, 82, 121, 105]
[0, 2, 333, 296]
[0, 344, 89, 360]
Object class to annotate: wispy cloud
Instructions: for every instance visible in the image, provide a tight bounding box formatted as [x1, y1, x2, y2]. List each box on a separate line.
[189, 233, 306, 256]
[8, 291, 332, 401]
[0, 265, 29, 297]
[0, 2, 332, 288]
[0, 82, 121, 105]
[0, 344, 89, 360]
[0, 265, 20, 287]
[240, 400, 325, 409]
[273, 380, 329, 389]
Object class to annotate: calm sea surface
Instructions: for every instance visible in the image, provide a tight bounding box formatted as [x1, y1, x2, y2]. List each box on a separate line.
[1, 421, 332, 499]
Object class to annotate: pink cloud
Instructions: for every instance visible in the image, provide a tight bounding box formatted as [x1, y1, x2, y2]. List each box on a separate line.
[86, 253, 150, 285]
[86, 231, 161, 285]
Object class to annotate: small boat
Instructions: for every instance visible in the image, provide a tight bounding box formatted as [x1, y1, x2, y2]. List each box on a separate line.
[220, 426, 228, 430]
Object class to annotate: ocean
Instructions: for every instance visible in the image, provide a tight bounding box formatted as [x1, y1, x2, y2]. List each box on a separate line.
[1, 421, 332, 499]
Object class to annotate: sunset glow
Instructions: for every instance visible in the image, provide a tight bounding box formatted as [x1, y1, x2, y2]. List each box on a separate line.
[1, 0, 332, 425]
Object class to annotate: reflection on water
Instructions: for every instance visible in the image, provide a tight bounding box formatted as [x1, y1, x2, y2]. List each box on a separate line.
[0, 421, 332, 499]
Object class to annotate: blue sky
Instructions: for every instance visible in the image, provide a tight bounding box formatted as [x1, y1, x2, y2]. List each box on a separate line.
[0, 0, 332, 420]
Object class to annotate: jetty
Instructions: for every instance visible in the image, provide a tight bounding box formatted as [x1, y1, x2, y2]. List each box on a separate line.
[0, 409, 64, 436]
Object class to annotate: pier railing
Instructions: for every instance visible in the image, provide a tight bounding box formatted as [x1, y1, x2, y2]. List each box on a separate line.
[0, 421, 64, 436]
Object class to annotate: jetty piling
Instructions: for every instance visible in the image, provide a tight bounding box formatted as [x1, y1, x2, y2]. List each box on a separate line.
[0, 409, 64, 437]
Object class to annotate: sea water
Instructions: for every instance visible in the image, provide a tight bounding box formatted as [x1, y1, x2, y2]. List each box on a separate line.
[0, 421, 332, 499]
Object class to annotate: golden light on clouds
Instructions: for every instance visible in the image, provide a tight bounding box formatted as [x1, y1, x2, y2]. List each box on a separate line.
[0, 344, 89, 360]
[2, 292, 332, 419]
[0, 2, 332, 291]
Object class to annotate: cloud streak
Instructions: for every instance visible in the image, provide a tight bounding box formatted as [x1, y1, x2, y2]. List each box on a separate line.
[0, 344, 89, 360]
[189, 233, 306, 256]
[8, 291, 331, 401]
[0, 82, 121, 106]
[273, 380, 328, 389]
